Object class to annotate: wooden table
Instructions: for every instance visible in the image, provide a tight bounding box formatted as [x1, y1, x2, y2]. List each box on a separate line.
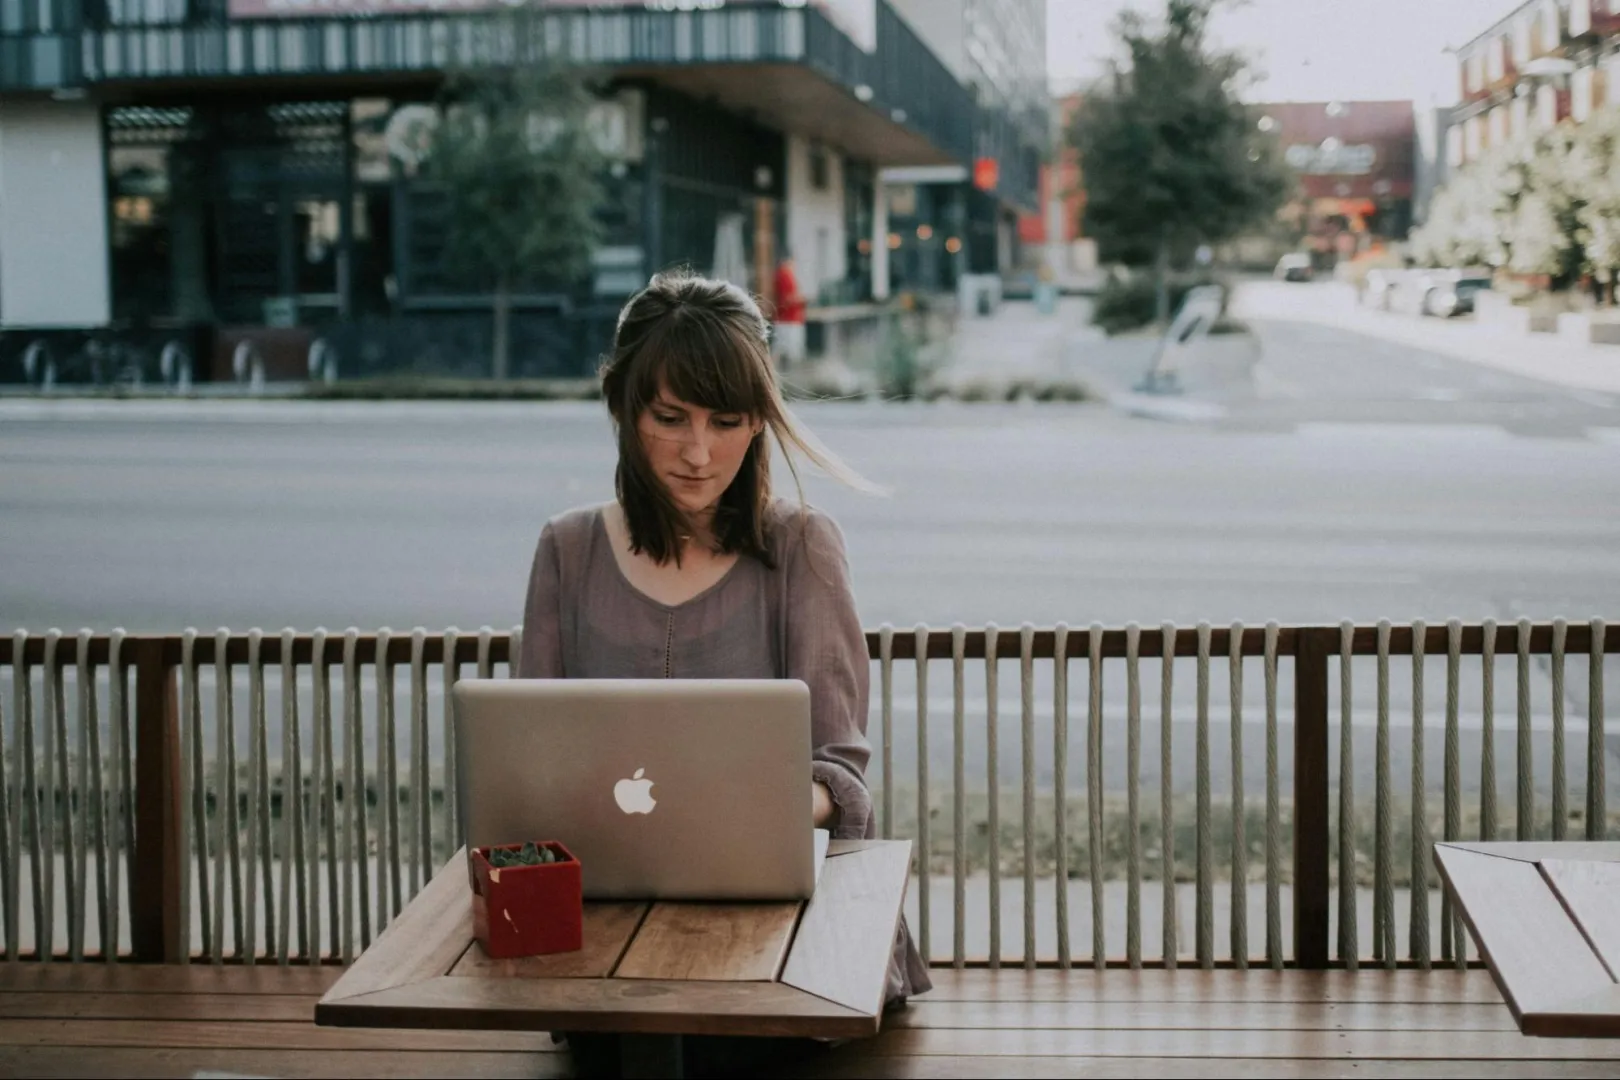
[316, 838, 911, 1077]
[1435, 841, 1620, 1038]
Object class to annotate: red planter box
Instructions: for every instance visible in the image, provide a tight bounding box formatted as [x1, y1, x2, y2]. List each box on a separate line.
[469, 841, 583, 960]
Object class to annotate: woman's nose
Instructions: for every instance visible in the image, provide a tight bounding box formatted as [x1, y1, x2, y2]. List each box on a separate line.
[681, 425, 713, 465]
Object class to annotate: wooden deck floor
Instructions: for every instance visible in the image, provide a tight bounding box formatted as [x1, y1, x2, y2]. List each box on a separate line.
[4, 964, 1620, 1078]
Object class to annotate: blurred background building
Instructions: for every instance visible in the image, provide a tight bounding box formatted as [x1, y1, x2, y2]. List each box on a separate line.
[0, 0, 1046, 381]
[1445, 0, 1620, 170]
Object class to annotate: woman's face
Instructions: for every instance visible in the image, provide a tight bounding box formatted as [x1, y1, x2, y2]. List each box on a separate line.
[636, 384, 761, 517]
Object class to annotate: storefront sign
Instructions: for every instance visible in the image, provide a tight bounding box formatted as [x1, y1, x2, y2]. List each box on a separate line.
[1284, 140, 1378, 176]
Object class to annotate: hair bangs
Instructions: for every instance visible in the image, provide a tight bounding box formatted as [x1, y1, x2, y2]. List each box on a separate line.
[630, 304, 772, 420]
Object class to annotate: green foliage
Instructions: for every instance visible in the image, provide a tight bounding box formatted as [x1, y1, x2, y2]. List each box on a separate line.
[487, 841, 560, 868]
[1091, 271, 1227, 335]
[426, 62, 606, 292]
[422, 52, 608, 375]
[1070, 0, 1294, 269]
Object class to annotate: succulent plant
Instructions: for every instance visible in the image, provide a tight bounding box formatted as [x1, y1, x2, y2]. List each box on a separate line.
[486, 841, 559, 868]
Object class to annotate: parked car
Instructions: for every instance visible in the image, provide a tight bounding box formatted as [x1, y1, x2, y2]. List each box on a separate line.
[1416, 269, 1492, 318]
[1273, 253, 1313, 282]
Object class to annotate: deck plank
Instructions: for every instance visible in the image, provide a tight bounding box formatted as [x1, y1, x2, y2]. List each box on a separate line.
[3, 1047, 568, 1079]
[890, 999, 1519, 1031]
[774, 1055, 1620, 1079]
[0, 964, 342, 995]
[918, 969, 1508, 1004]
[0, 1018, 560, 1053]
[865, 1027, 1620, 1059]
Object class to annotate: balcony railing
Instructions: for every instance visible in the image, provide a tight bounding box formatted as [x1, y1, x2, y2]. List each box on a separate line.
[0, 1, 975, 168]
[2, 618, 1612, 969]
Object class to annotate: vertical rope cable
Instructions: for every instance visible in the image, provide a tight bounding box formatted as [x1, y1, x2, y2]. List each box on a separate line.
[1480, 619, 1497, 843]
[950, 625, 967, 970]
[278, 628, 301, 964]
[1409, 620, 1430, 969]
[1443, 619, 1464, 968]
[210, 629, 233, 964]
[108, 629, 129, 963]
[410, 629, 429, 899]
[1052, 624, 1071, 969]
[1337, 620, 1356, 970]
[443, 628, 461, 866]
[1019, 623, 1037, 970]
[1086, 623, 1105, 970]
[244, 631, 264, 966]
[10, 631, 37, 961]
[1589, 618, 1607, 841]
[878, 625, 893, 840]
[73, 630, 98, 962]
[1195, 621, 1212, 970]
[1550, 620, 1567, 842]
[1228, 622, 1247, 969]
[1263, 622, 1281, 970]
[341, 630, 362, 961]
[0, 636, 12, 962]
[1124, 623, 1141, 969]
[1516, 618, 1533, 842]
[376, 627, 400, 928]
[1160, 622, 1177, 969]
[43, 630, 63, 964]
[313, 628, 336, 963]
[985, 623, 1001, 969]
[180, 629, 200, 962]
[1374, 620, 1394, 969]
[914, 624, 931, 965]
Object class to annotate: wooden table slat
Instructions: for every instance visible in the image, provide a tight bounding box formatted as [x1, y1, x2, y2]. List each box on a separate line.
[1540, 859, 1620, 981]
[449, 901, 648, 980]
[320, 850, 474, 1004]
[1527, 986, 1620, 1039]
[781, 840, 911, 1015]
[615, 901, 802, 982]
[1435, 844, 1614, 1032]
[319, 974, 877, 1039]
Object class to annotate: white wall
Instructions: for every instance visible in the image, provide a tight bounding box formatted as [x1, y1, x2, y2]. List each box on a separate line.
[886, 0, 966, 80]
[0, 100, 111, 329]
[784, 133, 847, 305]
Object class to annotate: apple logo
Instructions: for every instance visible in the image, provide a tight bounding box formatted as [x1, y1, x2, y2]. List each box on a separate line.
[614, 767, 657, 815]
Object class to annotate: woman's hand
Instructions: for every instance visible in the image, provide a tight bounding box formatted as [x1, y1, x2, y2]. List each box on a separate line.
[812, 780, 838, 829]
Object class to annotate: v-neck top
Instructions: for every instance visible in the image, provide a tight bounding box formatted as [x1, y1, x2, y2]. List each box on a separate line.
[516, 498, 931, 1000]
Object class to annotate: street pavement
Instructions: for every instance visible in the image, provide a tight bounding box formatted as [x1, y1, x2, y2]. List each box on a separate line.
[2, 285, 1617, 804]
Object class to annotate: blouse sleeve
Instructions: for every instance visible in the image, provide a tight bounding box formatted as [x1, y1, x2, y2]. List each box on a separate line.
[785, 509, 874, 840]
[518, 521, 565, 679]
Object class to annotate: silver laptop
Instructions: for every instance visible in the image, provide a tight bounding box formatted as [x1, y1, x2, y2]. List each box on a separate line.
[454, 678, 828, 901]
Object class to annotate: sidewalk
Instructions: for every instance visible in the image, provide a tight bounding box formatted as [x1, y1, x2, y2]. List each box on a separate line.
[1232, 282, 1620, 398]
[926, 295, 1096, 395]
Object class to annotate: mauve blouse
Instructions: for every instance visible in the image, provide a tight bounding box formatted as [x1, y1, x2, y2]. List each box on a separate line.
[517, 499, 931, 1001]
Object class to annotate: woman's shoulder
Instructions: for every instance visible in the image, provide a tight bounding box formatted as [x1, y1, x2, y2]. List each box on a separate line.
[766, 498, 848, 564]
[538, 502, 609, 557]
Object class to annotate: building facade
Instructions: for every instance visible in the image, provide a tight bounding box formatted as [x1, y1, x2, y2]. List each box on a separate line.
[1447, 0, 1620, 170]
[878, 0, 1047, 300]
[1247, 100, 1416, 269]
[0, 0, 1005, 382]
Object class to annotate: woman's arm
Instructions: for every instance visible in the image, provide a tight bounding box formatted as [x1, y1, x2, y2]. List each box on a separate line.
[785, 509, 873, 840]
[518, 521, 565, 679]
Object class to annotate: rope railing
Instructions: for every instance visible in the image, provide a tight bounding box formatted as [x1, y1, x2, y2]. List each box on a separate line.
[0, 621, 1613, 967]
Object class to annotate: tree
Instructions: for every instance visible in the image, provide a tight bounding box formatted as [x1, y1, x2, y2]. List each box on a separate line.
[422, 57, 606, 379]
[1070, 0, 1291, 322]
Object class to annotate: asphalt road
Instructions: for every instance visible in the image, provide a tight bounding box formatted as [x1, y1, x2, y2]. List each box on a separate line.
[3, 291, 1618, 801]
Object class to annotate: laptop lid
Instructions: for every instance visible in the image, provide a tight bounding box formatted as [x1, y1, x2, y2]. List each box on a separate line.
[454, 678, 817, 901]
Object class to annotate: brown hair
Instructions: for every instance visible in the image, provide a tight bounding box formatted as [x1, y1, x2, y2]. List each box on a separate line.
[599, 270, 875, 567]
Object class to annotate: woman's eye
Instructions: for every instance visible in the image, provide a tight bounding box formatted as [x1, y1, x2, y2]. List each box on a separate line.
[713, 416, 744, 429]
[654, 413, 682, 426]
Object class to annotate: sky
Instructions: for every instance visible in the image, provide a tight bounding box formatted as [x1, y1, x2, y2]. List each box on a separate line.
[1045, 0, 1513, 106]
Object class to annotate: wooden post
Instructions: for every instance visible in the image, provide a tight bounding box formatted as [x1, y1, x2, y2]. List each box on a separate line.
[1292, 627, 1332, 969]
[131, 638, 184, 963]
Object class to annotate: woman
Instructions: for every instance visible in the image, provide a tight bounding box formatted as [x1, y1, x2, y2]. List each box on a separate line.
[517, 271, 929, 1053]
